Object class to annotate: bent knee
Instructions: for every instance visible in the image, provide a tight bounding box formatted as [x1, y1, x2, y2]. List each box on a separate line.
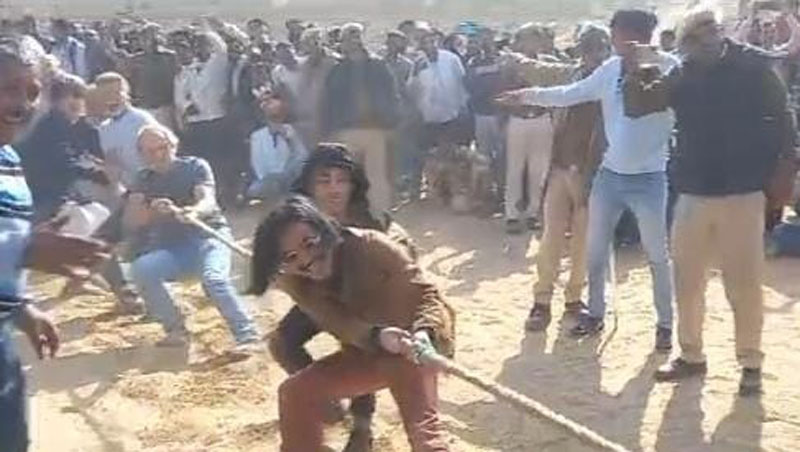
[278, 372, 315, 405]
[131, 257, 161, 282]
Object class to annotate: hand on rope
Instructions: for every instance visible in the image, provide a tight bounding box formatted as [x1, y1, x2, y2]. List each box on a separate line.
[378, 327, 440, 368]
[151, 198, 197, 224]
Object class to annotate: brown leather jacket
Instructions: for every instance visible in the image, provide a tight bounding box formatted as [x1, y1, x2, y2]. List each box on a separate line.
[276, 228, 455, 357]
[549, 64, 607, 202]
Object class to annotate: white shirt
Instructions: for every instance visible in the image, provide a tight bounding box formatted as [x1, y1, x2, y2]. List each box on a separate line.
[409, 50, 468, 124]
[183, 52, 229, 123]
[98, 106, 158, 188]
[52, 37, 88, 80]
[174, 65, 195, 120]
[522, 53, 679, 175]
[250, 124, 307, 180]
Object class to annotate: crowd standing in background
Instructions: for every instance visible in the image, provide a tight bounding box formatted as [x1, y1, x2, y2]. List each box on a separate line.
[2, 2, 800, 450]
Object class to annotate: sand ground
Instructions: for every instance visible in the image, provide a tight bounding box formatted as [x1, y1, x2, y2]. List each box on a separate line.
[17, 200, 800, 452]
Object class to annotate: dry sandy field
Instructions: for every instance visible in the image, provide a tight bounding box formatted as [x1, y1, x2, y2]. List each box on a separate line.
[17, 198, 800, 452]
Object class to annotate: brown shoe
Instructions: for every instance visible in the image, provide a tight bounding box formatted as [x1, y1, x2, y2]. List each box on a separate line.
[525, 304, 551, 332]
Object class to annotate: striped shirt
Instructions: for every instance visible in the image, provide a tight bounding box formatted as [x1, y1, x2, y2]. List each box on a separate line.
[0, 145, 33, 320]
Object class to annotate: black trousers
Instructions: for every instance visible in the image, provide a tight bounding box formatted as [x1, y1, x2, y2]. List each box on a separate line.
[183, 118, 246, 208]
[273, 306, 377, 419]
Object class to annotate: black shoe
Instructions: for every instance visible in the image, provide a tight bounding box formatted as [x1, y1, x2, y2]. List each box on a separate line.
[342, 426, 373, 452]
[526, 217, 541, 231]
[564, 300, 587, 317]
[506, 219, 523, 235]
[655, 327, 673, 353]
[655, 358, 707, 382]
[525, 304, 552, 332]
[739, 368, 763, 397]
[570, 314, 604, 338]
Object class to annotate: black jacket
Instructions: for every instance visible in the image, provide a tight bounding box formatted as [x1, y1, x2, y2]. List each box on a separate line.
[16, 111, 105, 217]
[668, 40, 795, 196]
[320, 55, 399, 136]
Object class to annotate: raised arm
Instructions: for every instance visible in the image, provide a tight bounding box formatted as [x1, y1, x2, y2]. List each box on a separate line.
[520, 58, 610, 107]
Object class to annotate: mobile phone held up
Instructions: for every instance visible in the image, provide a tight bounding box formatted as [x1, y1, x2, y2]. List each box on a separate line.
[634, 44, 659, 67]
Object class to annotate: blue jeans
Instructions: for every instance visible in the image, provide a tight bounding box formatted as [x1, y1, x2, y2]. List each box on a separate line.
[586, 168, 673, 329]
[770, 223, 800, 257]
[131, 230, 258, 344]
[0, 323, 27, 452]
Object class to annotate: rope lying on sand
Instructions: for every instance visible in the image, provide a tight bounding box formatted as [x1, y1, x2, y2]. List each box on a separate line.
[185, 213, 632, 452]
[416, 347, 632, 452]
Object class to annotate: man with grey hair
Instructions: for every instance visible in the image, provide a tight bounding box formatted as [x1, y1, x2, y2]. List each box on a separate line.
[125, 123, 261, 351]
[632, 5, 797, 396]
[95, 72, 159, 197]
[320, 23, 400, 215]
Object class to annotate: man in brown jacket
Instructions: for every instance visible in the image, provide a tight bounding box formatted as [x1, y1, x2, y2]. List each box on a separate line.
[266, 144, 415, 451]
[526, 25, 610, 331]
[249, 196, 454, 452]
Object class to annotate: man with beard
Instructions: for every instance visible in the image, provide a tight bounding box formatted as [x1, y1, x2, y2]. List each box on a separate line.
[95, 72, 158, 198]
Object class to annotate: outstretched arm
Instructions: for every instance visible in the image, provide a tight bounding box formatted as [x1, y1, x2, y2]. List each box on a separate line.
[496, 59, 610, 109]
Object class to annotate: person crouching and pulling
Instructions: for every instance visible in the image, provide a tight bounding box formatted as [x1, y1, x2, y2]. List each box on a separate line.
[124, 124, 261, 352]
[249, 196, 454, 452]
[267, 143, 415, 451]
